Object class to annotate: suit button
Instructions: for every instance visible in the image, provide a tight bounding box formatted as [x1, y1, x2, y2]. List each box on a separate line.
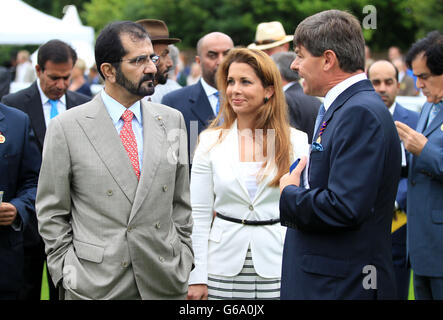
[121, 261, 128, 268]
[411, 180, 416, 186]
[155, 222, 161, 229]
[249, 205, 254, 211]
[106, 190, 113, 196]
[162, 185, 168, 192]
[127, 226, 134, 232]
[159, 256, 165, 263]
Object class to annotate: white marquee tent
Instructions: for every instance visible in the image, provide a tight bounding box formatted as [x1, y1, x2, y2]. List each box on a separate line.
[0, 0, 95, 68]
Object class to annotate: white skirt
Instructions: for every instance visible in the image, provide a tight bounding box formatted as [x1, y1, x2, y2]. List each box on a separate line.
[207, 247, 281, 300]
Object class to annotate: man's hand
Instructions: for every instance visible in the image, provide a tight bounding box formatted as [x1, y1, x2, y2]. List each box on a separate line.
[0, 202, 18, 226]
[280, 156, 308, 193]
[395, 121, 428, 156]
[187, 284, 208, 300]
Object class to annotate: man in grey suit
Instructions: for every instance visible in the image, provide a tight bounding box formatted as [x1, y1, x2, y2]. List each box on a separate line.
[36, 21, 193, 300]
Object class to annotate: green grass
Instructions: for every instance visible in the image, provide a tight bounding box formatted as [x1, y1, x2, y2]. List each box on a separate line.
[40, 262, 49, 300]
[39, 263, 416, 300]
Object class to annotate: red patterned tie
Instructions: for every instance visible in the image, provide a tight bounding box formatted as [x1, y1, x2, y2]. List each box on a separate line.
[120, 109, 140, 180]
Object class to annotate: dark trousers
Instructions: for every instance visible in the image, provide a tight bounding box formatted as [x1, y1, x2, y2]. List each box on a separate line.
[414, 274, 443, 300]
[392, 225, 410, 300]
[19, 241, 58, 300]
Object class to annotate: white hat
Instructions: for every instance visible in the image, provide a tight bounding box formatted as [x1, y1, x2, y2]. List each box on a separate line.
[248, 21, 294, 50]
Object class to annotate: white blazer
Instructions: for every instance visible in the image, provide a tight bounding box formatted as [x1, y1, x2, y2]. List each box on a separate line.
[188, 121, 309, 284]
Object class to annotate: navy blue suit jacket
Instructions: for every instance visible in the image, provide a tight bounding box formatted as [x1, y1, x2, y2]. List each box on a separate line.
[407, 102, 443, 277]
[0, 104, 40, 297]
[1, 82, 90, 250]
[161, 80, 215, 165]
[1, 81, 90, 153]
[280, 79, 402, 299]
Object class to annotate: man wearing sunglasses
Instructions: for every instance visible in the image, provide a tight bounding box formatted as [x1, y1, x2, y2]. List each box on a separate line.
[36, 21, 193, 300]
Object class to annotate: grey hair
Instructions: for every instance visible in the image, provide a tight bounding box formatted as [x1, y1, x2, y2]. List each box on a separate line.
[167, 44, 180, 76]
[294, 10, 365, 73]
[271, 52, 300, 82]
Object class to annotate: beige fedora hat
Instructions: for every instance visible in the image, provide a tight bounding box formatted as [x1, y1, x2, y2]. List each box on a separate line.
[135, 19, 181, 44]
[248, 21, 293, 50]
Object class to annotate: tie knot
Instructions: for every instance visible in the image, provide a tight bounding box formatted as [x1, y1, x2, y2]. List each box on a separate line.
[49, 99, 58, 106]
[121, 109, 134, 122]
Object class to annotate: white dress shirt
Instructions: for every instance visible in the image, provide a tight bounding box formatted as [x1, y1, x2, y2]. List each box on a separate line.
[200, 78, 219, 116]
[323, 73, 367, 111]
[37, 80, 67, 128]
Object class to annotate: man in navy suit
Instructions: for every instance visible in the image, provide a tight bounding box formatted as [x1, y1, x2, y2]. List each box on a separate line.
[279, 10, 401, 299]
[1, 40, 90, 300]
[396, 31, 443, 300]
[0, 103, 40, 299]
[368, 60, 419, 299]
[162, 32, 234, 165]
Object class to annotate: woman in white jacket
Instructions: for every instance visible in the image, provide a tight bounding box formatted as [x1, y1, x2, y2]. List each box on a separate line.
[187, 48, 309, 300]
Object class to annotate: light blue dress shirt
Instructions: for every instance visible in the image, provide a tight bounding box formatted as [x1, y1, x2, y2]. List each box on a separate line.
[101, 90, 144, 171]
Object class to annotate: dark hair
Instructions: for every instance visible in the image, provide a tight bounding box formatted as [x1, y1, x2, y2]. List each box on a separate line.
[95, 21, 149, 79]
[271, 51, 300, 82]
[367, 60, 399, 82]
[294, 10, 365, 73]
[37, 40, 77, 71]
[405, 30, 443, 76]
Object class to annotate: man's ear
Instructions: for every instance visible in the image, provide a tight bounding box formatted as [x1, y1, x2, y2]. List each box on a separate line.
[323, 50, 338, 72]
[101, 63, 116, 83]
[35, 64, 42, 77]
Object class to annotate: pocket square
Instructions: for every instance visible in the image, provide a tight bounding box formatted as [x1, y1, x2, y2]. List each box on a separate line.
[311, 142, 324, 152]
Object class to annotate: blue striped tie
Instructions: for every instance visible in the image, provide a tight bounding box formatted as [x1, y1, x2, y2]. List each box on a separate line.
[49, 99, 59, 119]
[426, 101, 442, 129]
[312, 103, 326, 143]
[214, 91, 220, 115]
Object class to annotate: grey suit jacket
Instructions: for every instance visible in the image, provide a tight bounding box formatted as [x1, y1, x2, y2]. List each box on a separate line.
[36, 94, 193, 299]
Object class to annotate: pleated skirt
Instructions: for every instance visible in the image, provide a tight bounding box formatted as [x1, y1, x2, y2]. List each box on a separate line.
[207, 247, 281, 300]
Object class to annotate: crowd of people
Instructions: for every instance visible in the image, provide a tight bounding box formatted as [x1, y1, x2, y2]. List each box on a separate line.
[0, 9, 442, 301]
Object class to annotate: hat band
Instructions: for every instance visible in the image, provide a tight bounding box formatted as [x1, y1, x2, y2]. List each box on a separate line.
[254, 35, 286, 45]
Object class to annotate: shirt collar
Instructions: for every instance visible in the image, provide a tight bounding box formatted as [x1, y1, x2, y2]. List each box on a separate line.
[200, 77, 218, 97]
[37, 79, 66, 106]
[101, 89, 142, 125]
[323, 73, 367, 111]
[283, 81, 297, 92]
[389, 102, 397, 116]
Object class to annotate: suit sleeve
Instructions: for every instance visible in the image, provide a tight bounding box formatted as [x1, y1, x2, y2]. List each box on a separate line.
[172, 113, 194, 260]
[280, 106, 389, 232]
[36, 117, 73, 287]
[9, 115, 41, 230]
[416, 137, 443, 181]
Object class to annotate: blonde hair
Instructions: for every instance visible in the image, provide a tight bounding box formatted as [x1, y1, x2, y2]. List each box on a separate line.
[209, 48, 292, 187]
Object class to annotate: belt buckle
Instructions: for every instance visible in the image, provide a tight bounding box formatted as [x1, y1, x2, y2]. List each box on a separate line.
[241, 219, 245, 225]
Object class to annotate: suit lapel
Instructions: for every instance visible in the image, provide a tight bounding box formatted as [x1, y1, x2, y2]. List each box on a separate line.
[423, 105, 443, 136]
[76, 95, 138, 204]
[25, 83, 46, 148]
[0, 109, 6, 155]
[416, 102, 432, 134]
[129, 100, 166, 222]
[190, 81, 215, 127]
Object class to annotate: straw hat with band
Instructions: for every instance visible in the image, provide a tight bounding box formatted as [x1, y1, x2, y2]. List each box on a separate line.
[248, 21, 293, 50]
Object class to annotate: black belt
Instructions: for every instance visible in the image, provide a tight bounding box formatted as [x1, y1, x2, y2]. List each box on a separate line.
[216, 212, 280, 226]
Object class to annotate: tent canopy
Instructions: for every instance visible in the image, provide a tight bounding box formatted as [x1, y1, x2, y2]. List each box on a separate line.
[0, 0, 94, 45]
[0, 0, 95, 68]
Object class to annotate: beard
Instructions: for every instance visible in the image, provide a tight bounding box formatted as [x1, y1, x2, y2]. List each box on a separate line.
[115, 67, 155, 97]
[155, 67, 170, 85]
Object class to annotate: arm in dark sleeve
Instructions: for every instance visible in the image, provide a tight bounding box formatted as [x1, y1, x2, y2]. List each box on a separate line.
[280, 106, 392, 232]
